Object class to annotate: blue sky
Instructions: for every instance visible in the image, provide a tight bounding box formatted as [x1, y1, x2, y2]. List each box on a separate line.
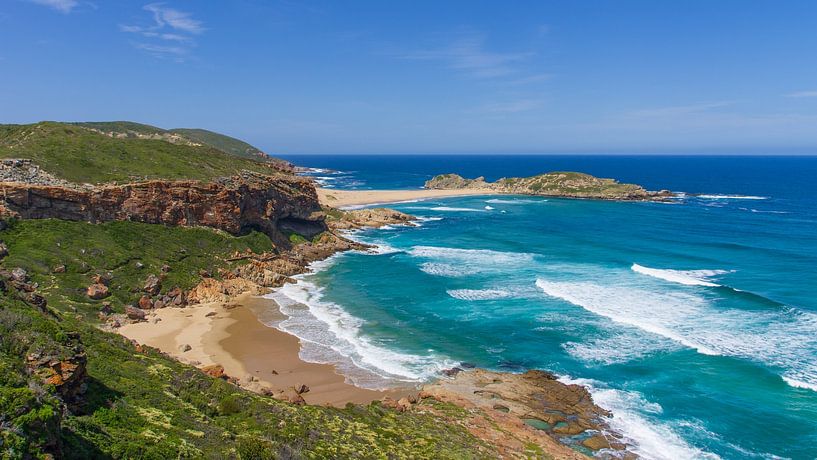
[2, 1, 817, 154]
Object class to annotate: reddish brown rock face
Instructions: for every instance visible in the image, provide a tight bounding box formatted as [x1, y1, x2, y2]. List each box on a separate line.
[0, 172, 326, 245]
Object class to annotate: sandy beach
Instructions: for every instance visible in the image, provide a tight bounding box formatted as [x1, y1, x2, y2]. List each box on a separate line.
[318, 187, 498, 208]
[119, 292, 409, 406]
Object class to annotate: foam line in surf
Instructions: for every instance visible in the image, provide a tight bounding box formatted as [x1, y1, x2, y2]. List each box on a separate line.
[447, 289, 512, 300]
[631, 263, 728, 287]
[536, 277, 817, 392]
[697, 194, 768, 200]
[267, 279, 456, 389]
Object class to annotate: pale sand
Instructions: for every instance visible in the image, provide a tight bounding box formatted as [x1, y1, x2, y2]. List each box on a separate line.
[318, 187, 498, 208]
[119, 292, 411, 406]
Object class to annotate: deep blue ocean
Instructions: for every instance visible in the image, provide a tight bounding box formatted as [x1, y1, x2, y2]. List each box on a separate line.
[274, 155, 817, 459]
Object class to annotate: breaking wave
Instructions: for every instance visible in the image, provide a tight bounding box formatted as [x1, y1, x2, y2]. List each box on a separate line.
[536, 278, 817, 392]
[559, 376, 720, 460]
[266, 277, 455, 389]
[631, 263, 730, 287]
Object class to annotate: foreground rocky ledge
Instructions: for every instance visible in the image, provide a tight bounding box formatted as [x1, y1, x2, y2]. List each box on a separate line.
[425, 172, 674, 201]
[421, 369, 633, 459]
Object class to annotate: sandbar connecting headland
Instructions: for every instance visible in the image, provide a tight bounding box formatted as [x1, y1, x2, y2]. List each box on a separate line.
[317, 187, 499, 208]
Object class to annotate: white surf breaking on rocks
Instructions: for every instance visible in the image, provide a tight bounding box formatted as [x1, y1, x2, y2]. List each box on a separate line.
[558, 376, 721, 460]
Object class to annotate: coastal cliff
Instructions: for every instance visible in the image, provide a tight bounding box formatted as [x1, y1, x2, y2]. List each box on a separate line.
[425, 171, 673, 200]
[0, 121, 629, 459]
[0, 170, 326, 246]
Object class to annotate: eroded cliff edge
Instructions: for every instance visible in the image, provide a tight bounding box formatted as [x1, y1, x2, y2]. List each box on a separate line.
[0, 166, 325, 247]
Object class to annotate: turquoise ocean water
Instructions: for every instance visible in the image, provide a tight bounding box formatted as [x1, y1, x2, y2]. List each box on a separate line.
[270, 155, 817, 459]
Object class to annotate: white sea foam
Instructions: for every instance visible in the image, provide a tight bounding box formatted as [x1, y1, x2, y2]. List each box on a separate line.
[413, 246, 534, 277]
[537, 278, 817, 392]
[267, 278, 455, 389]
[782, 376, 817, 391]
[410, 246, 535, 264]
[484, 205, 494, 210]
[447, 289, 512, 301]
[339, 230, 402, 255]
[419, 262, 477, 277]
[563, 333, 682, 365]
[428, 206, 485, 212]
[559, 376, 720, 460]
[697, 194, 768, 200]
[631, 263, 730, 287]
[749, 209, 789, 214]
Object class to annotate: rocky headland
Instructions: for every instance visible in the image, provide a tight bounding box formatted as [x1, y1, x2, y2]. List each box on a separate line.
[425, 172, 674, 201]
[0, 122, 634, 458]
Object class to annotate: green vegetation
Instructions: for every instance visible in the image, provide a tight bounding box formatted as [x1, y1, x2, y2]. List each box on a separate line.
[2, 219, 274, 317]
[0, 219, 496, 459]
[0, 122, 285, 184]
[286, 232, 309, 245]
[170, 128, 269, 162]
[71, 121, 171, 136]
[426, 171, 650, 199]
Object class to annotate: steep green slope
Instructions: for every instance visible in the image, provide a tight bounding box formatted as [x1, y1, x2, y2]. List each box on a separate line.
[0, 122, 284, 184]
[170, 128, 267, 161]
[0, 219, 495, 459]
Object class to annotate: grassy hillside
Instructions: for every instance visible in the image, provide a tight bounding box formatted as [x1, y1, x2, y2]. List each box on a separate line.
[0, 219, 495, 459]
[71, 121, 172, 136]
[0, 122, 285, 184]
[170, 128, 268, 161]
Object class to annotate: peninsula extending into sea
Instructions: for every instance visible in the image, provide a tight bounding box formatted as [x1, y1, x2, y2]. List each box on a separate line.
[0, 121, 652, 459]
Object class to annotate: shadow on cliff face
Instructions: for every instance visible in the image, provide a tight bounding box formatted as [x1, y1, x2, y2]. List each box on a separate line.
[275, 217, 326, 242]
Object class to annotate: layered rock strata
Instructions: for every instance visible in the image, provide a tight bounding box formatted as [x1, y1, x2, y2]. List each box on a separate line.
[0, 171, 325, 245]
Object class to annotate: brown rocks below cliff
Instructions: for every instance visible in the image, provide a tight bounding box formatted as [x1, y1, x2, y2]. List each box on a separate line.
[0, 171, 326, 246]
[326, 207, 417, 230]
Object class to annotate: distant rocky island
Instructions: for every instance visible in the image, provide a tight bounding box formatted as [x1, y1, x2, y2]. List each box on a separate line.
[426, 172, 674, 201]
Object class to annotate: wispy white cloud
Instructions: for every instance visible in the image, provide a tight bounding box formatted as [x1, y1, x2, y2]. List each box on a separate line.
[400, 35, 533, 79]
[27, 0, 78, 13]
[785, 90, 817, 98]
[120, 3, 204, 60]
[143, 3, 204, 34]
